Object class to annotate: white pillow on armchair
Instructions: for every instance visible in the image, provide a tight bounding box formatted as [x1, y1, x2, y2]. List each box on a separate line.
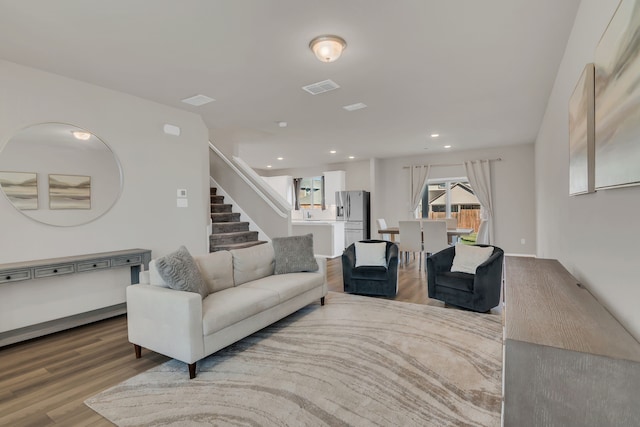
[450, 244, 494, 274]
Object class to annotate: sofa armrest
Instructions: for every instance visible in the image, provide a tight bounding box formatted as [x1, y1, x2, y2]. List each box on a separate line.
[427, 245, 456, 296]
[474, 249, 504, 289]
[387, 243, 399, 279]
[126, 284, 204, 364]
[315, 255, 327, 282]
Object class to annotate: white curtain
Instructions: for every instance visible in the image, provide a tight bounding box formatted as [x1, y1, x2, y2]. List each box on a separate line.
[464, 160, 493, 244]
[409, 165, 430, 218]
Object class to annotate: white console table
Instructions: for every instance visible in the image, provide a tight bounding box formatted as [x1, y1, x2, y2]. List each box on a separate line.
[0, 248, 151, 347]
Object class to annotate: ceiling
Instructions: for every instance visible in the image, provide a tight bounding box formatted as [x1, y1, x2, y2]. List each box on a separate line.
[0, 0, 581, 170]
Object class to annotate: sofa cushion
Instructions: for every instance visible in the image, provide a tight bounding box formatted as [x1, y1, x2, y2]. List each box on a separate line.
[202, 287, 280, 335]
[272, 234, 319, 274]
[436, 271, 475, 292]
[154, 246, 208, 299]
[239, 271, 324, 302]
[355, 241, 387, 267]
[148, 259, 169, 288]
[194, 251, 234, 294]
[450, 244, 494, 274]
[230, 243, 275, 286]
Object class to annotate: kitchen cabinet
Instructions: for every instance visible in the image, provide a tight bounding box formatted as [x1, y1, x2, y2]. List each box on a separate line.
[323, 170, 345, 206]
[291, 221, 345, 258]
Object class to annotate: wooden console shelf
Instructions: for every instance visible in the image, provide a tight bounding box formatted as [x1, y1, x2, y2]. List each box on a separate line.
[0, 248, 151, 347]
[503, 256, 640, 426]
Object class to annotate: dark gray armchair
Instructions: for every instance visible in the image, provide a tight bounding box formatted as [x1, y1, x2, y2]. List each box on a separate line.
[427, 244, 504, 312]
[342, 240, 399, 297]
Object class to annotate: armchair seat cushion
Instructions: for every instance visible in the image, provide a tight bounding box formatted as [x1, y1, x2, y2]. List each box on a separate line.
[436, 271, 475, 292]
[351, 265, 389, 281]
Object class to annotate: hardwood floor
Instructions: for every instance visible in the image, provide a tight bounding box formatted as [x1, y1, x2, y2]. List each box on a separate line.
[0, 256, 465, 426]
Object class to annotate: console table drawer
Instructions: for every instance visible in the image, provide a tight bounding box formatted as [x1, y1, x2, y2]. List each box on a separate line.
[112, 255, 142, 267]
[34, 264, 75, 278]
[0, 269, 31, 283]
[77, 260, 111, 272]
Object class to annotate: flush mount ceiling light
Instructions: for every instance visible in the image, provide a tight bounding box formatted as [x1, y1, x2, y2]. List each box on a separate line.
[309, 35, 347, 63]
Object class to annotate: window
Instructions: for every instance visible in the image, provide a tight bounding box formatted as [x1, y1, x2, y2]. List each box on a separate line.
[294, 176, 324, 210]
[419, 178, 481, 232]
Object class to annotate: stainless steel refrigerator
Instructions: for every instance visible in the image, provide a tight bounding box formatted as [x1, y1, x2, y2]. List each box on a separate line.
[336, 190, 370, 248]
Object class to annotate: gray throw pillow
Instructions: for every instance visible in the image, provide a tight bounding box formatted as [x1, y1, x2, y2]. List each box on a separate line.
[272, 234, 319, 275]
[154, 246, 208, 299]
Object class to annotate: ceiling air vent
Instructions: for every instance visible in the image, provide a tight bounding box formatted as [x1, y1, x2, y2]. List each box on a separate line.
[302, 79, 340, 95]
[181, 94, 215, 106]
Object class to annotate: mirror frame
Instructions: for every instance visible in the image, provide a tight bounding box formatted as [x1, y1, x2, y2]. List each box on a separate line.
[0, 122, 123, 227]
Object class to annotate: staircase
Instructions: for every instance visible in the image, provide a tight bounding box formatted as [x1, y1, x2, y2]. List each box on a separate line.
[209, 187, 267, 252]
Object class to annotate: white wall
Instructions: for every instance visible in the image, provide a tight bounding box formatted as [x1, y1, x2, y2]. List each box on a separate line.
[0, 60, 210, 331]
[259, 159, 372, 191]
[377, 144, 536, 255]
[536, 0, 640, 340]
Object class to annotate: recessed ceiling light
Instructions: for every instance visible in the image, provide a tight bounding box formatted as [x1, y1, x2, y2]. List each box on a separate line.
[329, 150, 337, 154]
[343, 102, 367, 111]
[444, 145, 452, 149]
[277, 157, 284, 160]
[277, 121, 287, 128]
[267, 165, 272, 168]
[348, 156, 355, 159]
[430, 133, 440, 138]
[181, 94, 215, 106]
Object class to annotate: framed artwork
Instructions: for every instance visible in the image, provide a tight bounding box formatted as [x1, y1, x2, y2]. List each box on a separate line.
[569, 64, 595, 195]
[49, 174, 91, 209]
[0, 171, 38, 210]
[594, 0, 640, 189]
[569, 63, 595, 195]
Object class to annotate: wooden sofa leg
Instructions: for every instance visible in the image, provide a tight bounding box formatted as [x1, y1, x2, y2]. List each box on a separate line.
[188, 362, 197, 379]
[134, 344, 141, 359]
[321, 297, 325, 306]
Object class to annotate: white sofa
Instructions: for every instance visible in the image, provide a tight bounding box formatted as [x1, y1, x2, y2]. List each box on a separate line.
[127, 242, 327, 378]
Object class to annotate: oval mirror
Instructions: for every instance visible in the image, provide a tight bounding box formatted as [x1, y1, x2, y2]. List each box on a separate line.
[0, 123, 122, 226]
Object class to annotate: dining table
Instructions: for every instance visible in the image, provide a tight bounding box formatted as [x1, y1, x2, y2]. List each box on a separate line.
[377, 227, 474, 243]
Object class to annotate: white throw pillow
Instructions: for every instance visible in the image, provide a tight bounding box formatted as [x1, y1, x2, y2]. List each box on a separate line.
[355, 242, 387, 267]
[450, 244, 494, 274]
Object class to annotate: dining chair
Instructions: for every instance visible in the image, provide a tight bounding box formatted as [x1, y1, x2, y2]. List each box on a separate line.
[377, 218, 391, 241]
[398, 220, 423, 269]
[444, 217, 458, 230]
[422, 220, 449, 257]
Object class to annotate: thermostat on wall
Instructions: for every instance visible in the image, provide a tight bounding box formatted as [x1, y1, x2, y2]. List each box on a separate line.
[164, 124, 181, 136]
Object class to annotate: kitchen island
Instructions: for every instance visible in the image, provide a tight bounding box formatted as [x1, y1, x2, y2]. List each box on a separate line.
[291, 220, 345, 258]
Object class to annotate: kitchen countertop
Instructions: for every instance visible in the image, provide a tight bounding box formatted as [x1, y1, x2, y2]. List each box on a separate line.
[291, 220, 341, 225]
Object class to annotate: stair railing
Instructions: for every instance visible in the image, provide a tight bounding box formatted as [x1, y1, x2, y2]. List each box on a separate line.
[209, 142, 291, 238]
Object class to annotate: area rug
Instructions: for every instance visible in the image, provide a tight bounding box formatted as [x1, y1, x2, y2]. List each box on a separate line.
[85, 292, 503, 426]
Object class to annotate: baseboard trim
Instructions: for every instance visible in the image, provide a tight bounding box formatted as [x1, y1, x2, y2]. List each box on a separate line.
[0, 303, 126, 348]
